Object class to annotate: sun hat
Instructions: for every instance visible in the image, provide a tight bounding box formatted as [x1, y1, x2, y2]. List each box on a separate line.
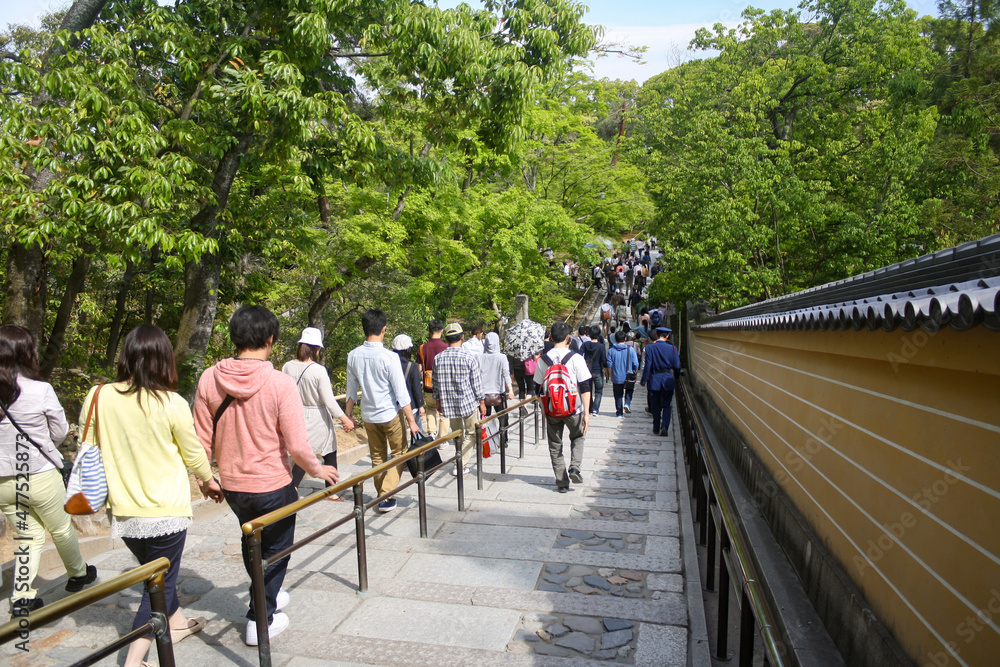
[391, 334, 414, 351]
[298, 327, 324, 348]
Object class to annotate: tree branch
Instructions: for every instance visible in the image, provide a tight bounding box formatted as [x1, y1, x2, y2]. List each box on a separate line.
[177, 10, 258, 123]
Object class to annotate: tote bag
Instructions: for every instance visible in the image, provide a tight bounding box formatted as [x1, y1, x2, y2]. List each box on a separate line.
[64, 385, 108, 515]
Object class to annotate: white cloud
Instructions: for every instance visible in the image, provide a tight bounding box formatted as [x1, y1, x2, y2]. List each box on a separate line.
[588, 23, 739, 83]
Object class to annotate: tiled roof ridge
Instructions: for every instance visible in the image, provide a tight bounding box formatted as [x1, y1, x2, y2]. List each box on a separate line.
[695, 234, 1000, 333]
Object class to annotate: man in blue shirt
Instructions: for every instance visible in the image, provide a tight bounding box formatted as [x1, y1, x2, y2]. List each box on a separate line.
[641, 327, 681, 436]
[606, 330, 639, 417]
[346, 309, 420, 512]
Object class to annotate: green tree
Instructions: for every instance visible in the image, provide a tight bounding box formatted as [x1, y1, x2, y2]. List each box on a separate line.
[917, 1, 1000, 244]
[633, 0, 938, 309]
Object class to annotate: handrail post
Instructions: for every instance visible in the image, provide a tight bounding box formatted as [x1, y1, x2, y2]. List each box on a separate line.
[533, 399, 540, 447]
[519, 403, 525, 458]
[147, 571, 176, 667]
[706, 504, 717, 591]
[499, 412, 507, 475]
[248, 531, 272, 666]
[500, 405, 508, 454]
[455, 435, 465, 511]
[417, 452, 428, 538]
[740, 586, 755, 666]
[353, 484, 369, 594]
[476, 422, 484, 491]
[715, 546, 732, 660]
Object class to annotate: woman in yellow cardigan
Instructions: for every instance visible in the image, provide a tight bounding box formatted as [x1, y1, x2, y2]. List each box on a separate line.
[80, 325, 224, 667]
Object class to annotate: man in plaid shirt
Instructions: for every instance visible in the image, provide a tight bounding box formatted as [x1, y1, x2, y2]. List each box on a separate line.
[432, 322, 485, 476]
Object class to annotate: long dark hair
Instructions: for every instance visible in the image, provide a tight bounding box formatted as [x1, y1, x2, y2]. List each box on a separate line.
[116, 325, 178, 404]
[0, 325, 40, 410]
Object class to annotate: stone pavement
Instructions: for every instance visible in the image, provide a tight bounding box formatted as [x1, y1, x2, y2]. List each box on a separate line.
[2, 385, 705, 667]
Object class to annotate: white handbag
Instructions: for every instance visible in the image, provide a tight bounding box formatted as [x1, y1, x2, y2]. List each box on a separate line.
[64, 385, 108, 515]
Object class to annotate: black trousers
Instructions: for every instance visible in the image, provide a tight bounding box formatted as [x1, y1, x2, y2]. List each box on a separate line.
[291, 451, 338, 490]
[650, 388, 675, 433]
[224, 483, 298, 623]
[122, 529, 187, 635]
[510, 357, 529, 399]
[486, 397, 509, 449]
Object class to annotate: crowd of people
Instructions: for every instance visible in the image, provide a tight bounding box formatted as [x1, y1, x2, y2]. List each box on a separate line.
[0, 234, 683, 661]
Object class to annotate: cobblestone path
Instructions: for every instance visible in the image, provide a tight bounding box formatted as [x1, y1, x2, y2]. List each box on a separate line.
[2, 384, 697, 666]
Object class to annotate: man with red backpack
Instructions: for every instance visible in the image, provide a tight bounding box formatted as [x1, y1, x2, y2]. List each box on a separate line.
[533, 321, 593, 493]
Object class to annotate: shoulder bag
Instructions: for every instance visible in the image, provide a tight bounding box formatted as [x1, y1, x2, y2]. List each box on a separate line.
[64, 385, 109, 515]
[419, 344, 434, 391]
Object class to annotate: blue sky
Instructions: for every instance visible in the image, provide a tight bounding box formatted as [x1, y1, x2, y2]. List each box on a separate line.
[2, 0, 943, 82]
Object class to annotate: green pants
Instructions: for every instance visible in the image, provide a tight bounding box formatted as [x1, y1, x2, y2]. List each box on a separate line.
[0, 467, 87, 600]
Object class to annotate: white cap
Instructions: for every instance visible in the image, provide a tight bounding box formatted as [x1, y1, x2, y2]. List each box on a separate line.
[391, 334, 414, 351]
[298, 327, 324, 348]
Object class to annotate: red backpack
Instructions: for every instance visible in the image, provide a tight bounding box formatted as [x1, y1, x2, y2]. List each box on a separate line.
[540, 350, 580, 417]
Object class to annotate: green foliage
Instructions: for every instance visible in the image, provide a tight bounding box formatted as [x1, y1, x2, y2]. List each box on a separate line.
[1, 0, 643, 403]
[632, 0, 941, 309]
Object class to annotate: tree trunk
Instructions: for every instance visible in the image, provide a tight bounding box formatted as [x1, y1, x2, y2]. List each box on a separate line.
[144, 247, 160, 324]
[2, 243, 47, 333]
[2, 0, 109, 330]
[318, 194, 331, 227]
[40, 251, 91, 378]
[105, 260, 138, 367]
[174, 134, 253, 391]
[53, 0, 109, 45]
[306, 255, 381, 329]
[308, 287, 334, 329]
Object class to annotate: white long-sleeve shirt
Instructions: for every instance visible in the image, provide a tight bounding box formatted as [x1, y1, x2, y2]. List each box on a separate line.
[0, 376, 68, 476]
[346, 341, 411, 424]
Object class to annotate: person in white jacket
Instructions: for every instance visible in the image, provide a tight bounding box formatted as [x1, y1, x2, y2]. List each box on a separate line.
[0, 325, 96, 612]
[282, 327, 355, 500]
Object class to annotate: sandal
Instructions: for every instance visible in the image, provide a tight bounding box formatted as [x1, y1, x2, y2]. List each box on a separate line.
[326, 494, 344, 502]
[171, 616, 207, 643]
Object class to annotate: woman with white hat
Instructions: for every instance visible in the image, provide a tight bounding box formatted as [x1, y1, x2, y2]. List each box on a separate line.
[282, 327, 355, 499]
[391, 334, 425, 436]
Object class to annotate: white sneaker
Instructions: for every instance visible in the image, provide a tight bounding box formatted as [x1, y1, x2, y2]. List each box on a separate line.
[276, 589, 289, 610]
[245, 612, 289, 646]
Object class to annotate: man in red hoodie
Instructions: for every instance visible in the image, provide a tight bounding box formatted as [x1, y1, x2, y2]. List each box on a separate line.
[194, 306, 339, 646]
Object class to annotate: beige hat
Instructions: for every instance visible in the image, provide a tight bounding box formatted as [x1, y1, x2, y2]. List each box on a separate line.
[298, 327, 324, 348]
[391, 334, 414, 351]
[443, 322, 463, 336]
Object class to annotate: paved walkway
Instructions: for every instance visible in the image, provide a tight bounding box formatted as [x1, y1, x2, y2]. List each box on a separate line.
[3, 388, 701, 667]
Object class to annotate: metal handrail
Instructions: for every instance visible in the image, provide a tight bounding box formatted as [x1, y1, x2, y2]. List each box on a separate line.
[0, 557, 176, 667]
[243, 430, 460, 535]
[243, 429, 467, 667]
[565, 283, 595, 326]
[474, 396, 543, 489]
[678, 378, 788, 667]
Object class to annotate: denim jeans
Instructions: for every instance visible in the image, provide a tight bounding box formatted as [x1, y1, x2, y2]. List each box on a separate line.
[612, 383, 625, 416]
[624, 381, 636, 408]
[224, 483, 298, 623]
[122, 529, 186, 635]
[590, 374, 604, 414]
